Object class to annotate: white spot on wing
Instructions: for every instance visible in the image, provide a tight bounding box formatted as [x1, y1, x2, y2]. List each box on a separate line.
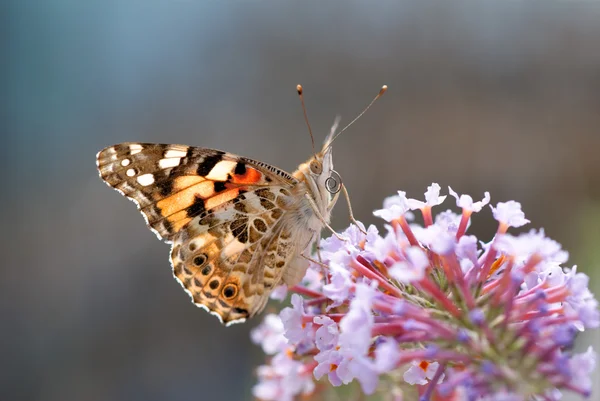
[159, 158, 181, 169]
[126, 168, 136, 177]
[165, 149, 187, 158]
[121, 159, 131, 167]
[129, 144, 143, 155]
[137, 173, 155, 186]
[188, 236, 208, 250]
[222, 238, 246, 258]
[206, 160, 236, 180]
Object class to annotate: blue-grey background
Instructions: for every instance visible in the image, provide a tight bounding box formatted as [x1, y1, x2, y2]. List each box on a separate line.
[3, 1, 600, 400]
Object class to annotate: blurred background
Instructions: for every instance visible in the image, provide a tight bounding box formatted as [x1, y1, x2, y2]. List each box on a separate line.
[3, 1, 600, 400]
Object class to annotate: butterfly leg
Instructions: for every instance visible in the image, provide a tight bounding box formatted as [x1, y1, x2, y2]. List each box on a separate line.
[341, 184, 367, 235]
[315, 231, 323, 263]
[304, 193, 349, 242]
[301, 253, 329, 270]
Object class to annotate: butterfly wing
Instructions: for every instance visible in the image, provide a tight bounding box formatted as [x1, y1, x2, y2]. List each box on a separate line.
[96, 143, 296, 242]
[97, 143, 310, 324]
[170, 186, 306, 325]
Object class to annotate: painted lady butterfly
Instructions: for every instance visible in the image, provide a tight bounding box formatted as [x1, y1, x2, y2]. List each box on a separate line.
[96, 85, 386, 325]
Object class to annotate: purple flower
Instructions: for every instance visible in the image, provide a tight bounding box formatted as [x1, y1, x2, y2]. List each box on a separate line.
[338, 282, 376, 354]
[403, 360, 444, 385]
[408, 183, 447, 209]
[280, 294, 314, 346]
[564, 267, 600, 329]
[314, 316, 339, 351]
[413, 223, 455, 255]
[251, 314, 287, 355]
[435, 209, 462, 235]
[491, 201, 530, 229]
[373, 191, 411, 222]
[456, 235, 480, 258]
[252, 185, 599, 401]
[253, 350, 315, 401]
[269, 285, 288, 301]
[567, 347, 596, 396]
[495, 229, 568, 264]
[322, 263, 353, 309]
[389, 246, 429, 283]
[365, 225, 403, 262]
[448, 187, 491, 213]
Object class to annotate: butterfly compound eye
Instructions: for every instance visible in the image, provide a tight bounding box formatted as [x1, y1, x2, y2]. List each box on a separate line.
[309, 160, 322, 174]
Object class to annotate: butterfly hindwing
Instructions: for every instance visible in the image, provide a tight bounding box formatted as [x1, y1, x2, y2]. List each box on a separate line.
[169, 187, 301, 325]
[96, 143, 296, 242]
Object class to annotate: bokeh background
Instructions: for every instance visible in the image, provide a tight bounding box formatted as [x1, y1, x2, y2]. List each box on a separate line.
[4, 1, 600, 400]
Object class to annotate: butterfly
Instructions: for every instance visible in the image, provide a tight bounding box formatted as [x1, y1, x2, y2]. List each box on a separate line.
[96, 85, 386, 326]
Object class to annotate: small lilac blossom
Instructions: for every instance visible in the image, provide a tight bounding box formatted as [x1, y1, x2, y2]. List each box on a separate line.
[412, 223, 455, 255]
[495, 229, 568, 264]
[344, 341, 401, 395]
[373, 338, 401, 373]
[448, 186, 491, 213]
[389, 246, 428, 282]
[491, 200, 530, 229]
[279, 294, 313, 346]
[408, 183, 447, 209]
[313, 316, 339, 351]
[338, 282, 376, 355]
[320, 222, 368, 258]
[373, 191, 411, 222]
[403, 361, 444, 385]
[568, 347, 596, 395]
[565, 267, 600, 329]
[435, 209, 462, 235]
[322, 263, 353, 309]
[251, 185, 599, 401]
[269, 285, 288, 301]
[253, 350, 315, 401]
[313, 343, 343, 387]
[364, 225, 403, 262]
[316, 282, 379, 392]
[456, 235, 480, 260]
[251, 314, 287, 355]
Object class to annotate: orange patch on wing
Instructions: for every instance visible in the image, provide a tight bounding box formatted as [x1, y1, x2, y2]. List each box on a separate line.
[157, 181, 215, 216]
[173, 176, 205, 191]
[163, 209, 192, 232]
[157, 189, 197, 217]
[231, 167, 262, 184]
[205, 188, 240, 210]
[170, 216, 192, 232]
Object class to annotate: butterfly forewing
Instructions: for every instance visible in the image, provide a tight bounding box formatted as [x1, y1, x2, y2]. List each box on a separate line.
[96, 143, 295, 241]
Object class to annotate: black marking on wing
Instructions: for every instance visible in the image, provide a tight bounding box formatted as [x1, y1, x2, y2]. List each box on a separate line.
[186, 197, 206, 218]
[214, 181, 227, 192]
[234, 162, 247, 175]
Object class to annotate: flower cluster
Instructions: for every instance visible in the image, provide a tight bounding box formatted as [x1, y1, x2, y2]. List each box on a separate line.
[251, 184, 599, 401]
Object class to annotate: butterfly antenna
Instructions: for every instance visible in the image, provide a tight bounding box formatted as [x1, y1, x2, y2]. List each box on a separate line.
[325, 85, 388, 149]
[297, 84, 317, 158]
